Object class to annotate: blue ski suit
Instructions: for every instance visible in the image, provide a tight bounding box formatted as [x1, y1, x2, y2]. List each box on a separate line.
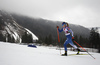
[58, 26, 77, 51]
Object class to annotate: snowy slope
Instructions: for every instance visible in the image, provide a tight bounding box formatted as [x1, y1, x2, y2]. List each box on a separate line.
[0, 42, 100, 65]
[25, 28, 38, 40]
[0, 10, 38, 43]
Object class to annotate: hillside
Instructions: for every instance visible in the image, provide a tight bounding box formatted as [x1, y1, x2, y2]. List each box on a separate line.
[0, 42, 100, 65]
[0, 10, 38, 43]
[12, 14, 90, 40]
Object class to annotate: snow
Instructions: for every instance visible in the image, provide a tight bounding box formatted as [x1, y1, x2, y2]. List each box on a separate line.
[0, 42, 100, 65]
[13, 32, 20, 41]
[4, 23, 22, 43]
[5, 26, 11, 35]
[25, 28, 38, 40]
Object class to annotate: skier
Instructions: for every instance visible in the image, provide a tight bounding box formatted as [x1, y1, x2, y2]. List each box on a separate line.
[57, 22, 80, 56]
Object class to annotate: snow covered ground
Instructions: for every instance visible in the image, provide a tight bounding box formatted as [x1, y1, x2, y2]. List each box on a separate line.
[0, 42, 100, 65]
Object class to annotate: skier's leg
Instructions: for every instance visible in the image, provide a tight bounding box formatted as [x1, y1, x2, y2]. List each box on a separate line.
[64, 39, 69, 51]
[69, 41, 80, 54]
[62, 35, 71, 56]
[64, 35, 71, 52]
[62, 38, 69, 56]
[68, 35, 78, 49]
[69, 41, 77, 49]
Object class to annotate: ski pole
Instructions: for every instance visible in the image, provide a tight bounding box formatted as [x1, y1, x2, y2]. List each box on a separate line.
[57, 28, 60, 43]
[57, 28, 61, 55]
[74, 41, 86, 51]
[74, 40, 96, 59]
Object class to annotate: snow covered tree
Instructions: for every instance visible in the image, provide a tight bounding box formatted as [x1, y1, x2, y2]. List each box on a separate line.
[22, 32, 33, 43]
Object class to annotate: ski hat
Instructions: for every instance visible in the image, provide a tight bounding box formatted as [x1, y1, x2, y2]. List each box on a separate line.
[62, 22, 66, 26]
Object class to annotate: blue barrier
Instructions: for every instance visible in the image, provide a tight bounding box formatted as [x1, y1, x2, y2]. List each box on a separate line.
[28, 45, 37, 48]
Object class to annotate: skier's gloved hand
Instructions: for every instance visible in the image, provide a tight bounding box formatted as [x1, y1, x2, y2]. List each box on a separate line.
[57, 26, 59, 28]
[72, 37, 75, 40]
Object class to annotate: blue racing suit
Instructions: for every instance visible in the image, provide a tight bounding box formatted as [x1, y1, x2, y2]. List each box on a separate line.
[58, 26, 77, 51]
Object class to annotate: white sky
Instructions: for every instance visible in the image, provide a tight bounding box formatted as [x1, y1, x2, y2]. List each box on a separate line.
[0, 0, 100, 28]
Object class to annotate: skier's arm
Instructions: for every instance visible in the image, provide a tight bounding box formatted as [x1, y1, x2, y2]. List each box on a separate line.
[68, 28, 74, 37]
[58, 28, 63, 33]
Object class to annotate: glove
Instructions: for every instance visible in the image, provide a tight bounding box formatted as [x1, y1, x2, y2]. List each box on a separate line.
[57, 26, 59, 28]
[72, 37, 74, 40]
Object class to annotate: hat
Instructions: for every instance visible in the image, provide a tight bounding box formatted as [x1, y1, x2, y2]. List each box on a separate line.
[62, 22, 66, 26]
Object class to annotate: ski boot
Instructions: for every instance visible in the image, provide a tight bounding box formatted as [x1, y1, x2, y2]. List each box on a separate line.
[62, 51, 67, 56]
[76, 48, 80, 55]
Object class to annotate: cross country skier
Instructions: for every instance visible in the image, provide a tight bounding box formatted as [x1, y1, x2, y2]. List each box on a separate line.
[57, 22, 80, 56]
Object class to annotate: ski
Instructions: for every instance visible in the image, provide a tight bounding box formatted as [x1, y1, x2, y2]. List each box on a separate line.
[61, 54, 88, 56]
[68, 54, 88, 56]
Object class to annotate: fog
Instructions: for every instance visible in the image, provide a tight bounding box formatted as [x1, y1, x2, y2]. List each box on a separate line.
[0, 0, 100, 27]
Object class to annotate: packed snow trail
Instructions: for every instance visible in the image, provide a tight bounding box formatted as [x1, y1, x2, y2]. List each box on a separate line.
[0, 42, 100, 65]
